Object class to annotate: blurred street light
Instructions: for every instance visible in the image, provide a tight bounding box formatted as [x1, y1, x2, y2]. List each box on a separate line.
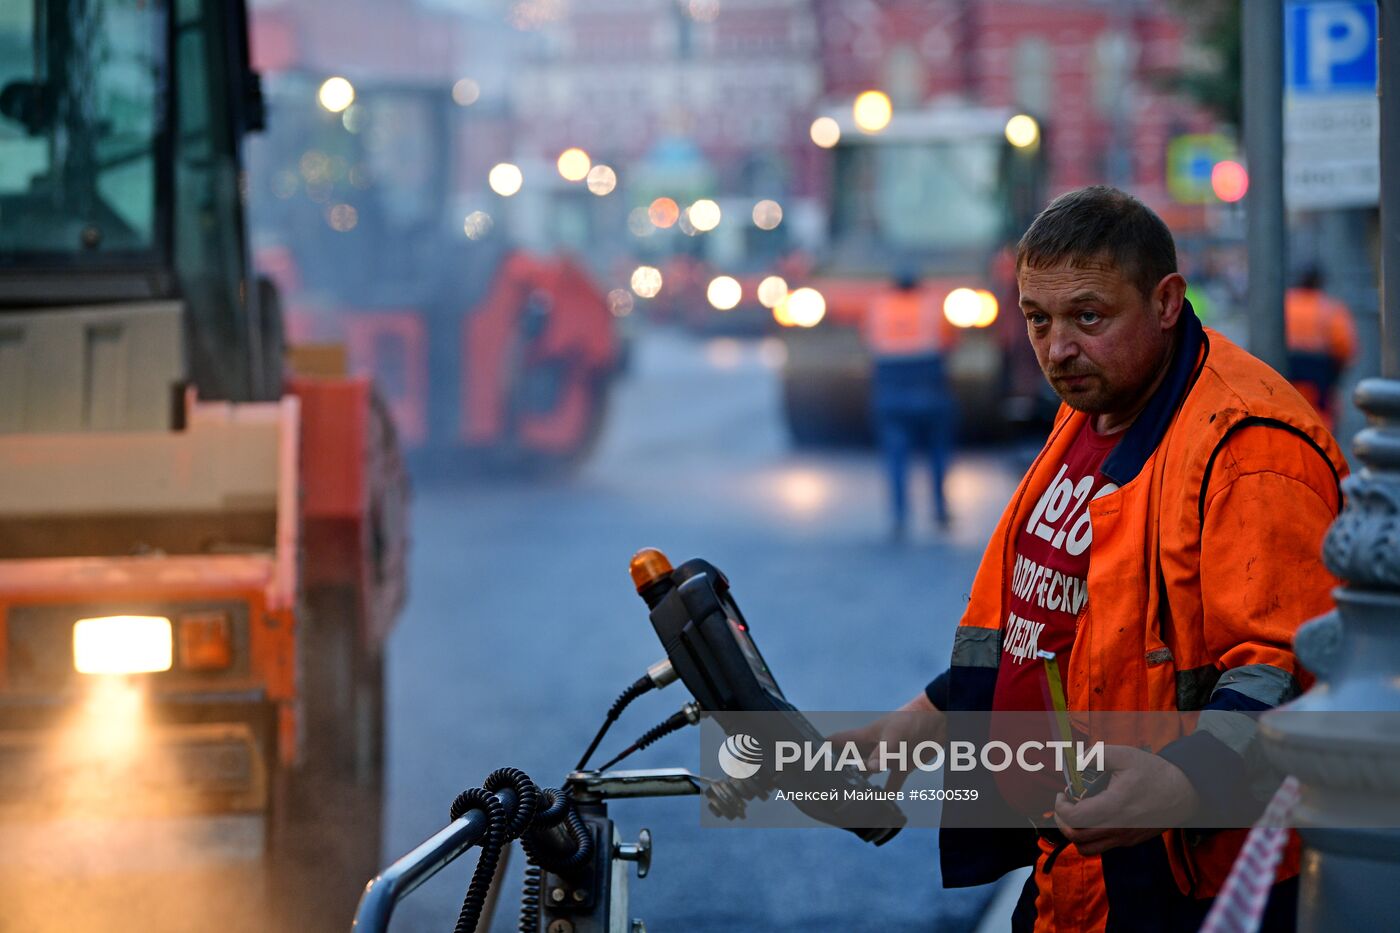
[853, 90, 893, 134]
[1211, 160, 1249, 203]
[488, 163, 524, 197]
[944, 287, 999, 328]
[785, 287, 827, 327]
[974, 289, 999, 327]
[452, 78, 481, 107]
[607, 288, 634, 317]
[300, 151, 332, 183]
[810, 116, 841, 148]
[557, 148, 592, 182]
[648, 197, 680, 229]
[757, 275, 788, 308]
[689, 199, 722, 232]
[631, 265, 663, 298]
[944, 287, 980, 327]
[463, 211, 493, 240]
[317, 77, 355, 113]
[1004, 114, 1040, 149]
[327, 203, 358, 232]
[586, 165, 617, 196]
[686, 0, 720, 21]
[707, 276, 742, 311]
[772, 296, 794, 327]
[510, 0, 566, 29]
[752, 199, 783, 230]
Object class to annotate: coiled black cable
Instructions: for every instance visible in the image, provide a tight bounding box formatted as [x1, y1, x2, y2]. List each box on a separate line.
[517, 786, 596, 929]
[448, 788, 505, 933]
[442, 768, 598, 933]
[485, 767, 540, 839]
[576, 674, 655, 770]
[517, 863, 542, 933]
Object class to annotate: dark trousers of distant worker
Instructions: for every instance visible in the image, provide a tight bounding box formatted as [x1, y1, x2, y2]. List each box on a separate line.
[871, 355, 953, 533]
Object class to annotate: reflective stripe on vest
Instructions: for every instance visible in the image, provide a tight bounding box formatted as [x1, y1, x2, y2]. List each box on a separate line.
[1215, 663, 1300, 707]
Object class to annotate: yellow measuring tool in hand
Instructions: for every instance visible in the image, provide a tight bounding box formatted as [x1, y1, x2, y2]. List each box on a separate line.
[1038, 649, 1085, 797]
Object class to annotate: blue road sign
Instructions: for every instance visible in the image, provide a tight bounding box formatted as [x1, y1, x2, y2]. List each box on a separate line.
[1287, 1, 1378, 94]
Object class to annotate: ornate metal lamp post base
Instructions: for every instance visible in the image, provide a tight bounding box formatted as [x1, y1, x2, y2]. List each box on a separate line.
[1261, 382, 1400, 928]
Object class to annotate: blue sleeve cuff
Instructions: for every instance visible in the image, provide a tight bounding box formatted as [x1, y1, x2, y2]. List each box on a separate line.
[1157, 730, 1266, 825]
[925, 670, 950, 711]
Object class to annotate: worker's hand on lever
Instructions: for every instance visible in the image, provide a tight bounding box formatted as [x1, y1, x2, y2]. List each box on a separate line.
[1052, 745, 1199, 856]
[829, 693, 946, 794]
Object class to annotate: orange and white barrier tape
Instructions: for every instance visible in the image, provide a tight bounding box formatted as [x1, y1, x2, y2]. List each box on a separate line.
[1199, 776, 1301, 933]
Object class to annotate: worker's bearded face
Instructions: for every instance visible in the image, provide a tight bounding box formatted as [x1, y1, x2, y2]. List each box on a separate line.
[1017, 258, 1182, 421]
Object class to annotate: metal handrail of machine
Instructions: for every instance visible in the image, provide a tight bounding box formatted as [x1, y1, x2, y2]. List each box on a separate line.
[350, 770, 706, 933]
[351, 798, 501, 932]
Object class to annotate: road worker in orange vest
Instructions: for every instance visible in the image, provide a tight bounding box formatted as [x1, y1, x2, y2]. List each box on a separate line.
[1284, 266, 1357, 430]
[840, 187, 1345, 931]
[864, 272, 957, 539]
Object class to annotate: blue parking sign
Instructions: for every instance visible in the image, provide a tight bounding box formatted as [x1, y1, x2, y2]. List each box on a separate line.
[1287, 1, 1378, 94]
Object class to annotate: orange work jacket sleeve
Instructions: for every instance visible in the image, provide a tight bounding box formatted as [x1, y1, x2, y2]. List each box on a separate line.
[1198, 425, 1341, 688]
[1158, 422, 1341, 885]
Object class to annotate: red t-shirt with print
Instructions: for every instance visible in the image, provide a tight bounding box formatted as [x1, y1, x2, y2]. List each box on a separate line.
[992, 419, 1120, 813]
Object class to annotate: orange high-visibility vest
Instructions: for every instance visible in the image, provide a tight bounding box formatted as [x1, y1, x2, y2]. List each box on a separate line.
[1284, 287, 1358, 426]
[865, 290, 946, 358]
[1284, 287, 1356, 361]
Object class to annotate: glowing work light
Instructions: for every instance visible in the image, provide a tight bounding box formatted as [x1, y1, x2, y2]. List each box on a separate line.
[73, 616, 173, 675]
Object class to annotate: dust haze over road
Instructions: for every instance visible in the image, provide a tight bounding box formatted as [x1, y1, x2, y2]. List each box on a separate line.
[383, 328, 1024, 932]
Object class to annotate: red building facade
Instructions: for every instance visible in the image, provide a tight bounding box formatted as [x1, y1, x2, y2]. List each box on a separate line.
[516, 0, 1218, 226]
[812, 0, 1217, 222]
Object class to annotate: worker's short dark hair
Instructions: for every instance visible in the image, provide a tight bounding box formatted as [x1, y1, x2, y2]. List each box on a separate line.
[1016, 185, 1178, 298]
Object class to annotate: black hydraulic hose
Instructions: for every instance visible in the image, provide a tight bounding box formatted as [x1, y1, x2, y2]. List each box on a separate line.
[596, 704, 699, 771]
[575, 674, 655, 771]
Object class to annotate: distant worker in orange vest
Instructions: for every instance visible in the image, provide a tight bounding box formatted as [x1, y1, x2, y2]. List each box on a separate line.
[864, 272, 955, 538]
[1284, 266, 1357, 430]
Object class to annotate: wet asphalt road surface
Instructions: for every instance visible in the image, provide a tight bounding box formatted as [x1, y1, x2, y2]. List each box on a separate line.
[381, 328, 1027, 932]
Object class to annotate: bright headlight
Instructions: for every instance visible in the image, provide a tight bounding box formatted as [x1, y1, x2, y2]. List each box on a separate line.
[73, 616, 173, 675]
[944, 288, 999, 328]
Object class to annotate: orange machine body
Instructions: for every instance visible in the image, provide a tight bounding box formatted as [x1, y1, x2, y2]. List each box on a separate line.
[0, 379, 404, 811]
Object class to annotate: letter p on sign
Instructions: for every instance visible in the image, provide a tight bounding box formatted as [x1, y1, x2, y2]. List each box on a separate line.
[1288, 1, 1378, 94]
